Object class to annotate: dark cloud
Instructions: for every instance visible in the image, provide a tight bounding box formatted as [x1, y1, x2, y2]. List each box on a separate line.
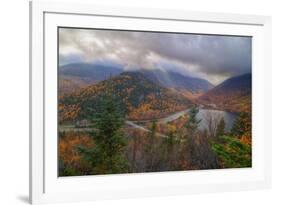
[59, 28, 251, 84]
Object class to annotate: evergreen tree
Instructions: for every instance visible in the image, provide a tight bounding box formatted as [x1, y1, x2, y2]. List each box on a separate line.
[183, 107, 220, 169]
[78, 92, 128, 175]
[212, 136, 251, 168]
[231, 112, 251, 137]
[182, 107, 201, 168]
[185, 107, 201, 132]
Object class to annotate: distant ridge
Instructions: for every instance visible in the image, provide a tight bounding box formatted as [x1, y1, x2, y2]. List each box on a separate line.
[59, 63, 214, 95]
[59, 63, 123, 82]
[139, 69, 214, 92]
[199, 73, 251, 112]
[59, 63, 123, 94]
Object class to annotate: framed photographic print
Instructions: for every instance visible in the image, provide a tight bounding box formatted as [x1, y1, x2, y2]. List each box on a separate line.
[30, 1, 272, 204]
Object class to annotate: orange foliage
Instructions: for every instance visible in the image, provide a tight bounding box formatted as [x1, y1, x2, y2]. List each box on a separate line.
[59, 132, 93, 169]
[240, 133, 252, 146]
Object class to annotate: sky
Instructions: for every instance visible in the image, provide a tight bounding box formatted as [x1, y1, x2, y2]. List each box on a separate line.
[59, 28, 252, 85]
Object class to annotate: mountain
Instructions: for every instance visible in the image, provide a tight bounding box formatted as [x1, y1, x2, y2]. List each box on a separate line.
[59, 63, 123, 81]
[210, 73, 251, 92]
[59, 63, 123, 94]
[58, 64, 213, 96]
[59, 71, 194, 123]
[139, 69, 214, 92]
[199, 73, 251, 113]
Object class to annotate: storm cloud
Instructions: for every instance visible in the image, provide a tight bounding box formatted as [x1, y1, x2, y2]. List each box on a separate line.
[59, 28, 251, 85]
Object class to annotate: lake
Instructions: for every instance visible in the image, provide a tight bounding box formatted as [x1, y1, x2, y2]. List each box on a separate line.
[158, 108, 237, 132]
[197, 109, 237, 132]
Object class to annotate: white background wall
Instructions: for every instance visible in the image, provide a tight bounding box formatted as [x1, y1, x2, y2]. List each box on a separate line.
[0, 0, 279, 204]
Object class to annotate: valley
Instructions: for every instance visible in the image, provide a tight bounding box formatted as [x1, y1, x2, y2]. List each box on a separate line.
[58, 63, 252, 176]
[58, 63, 251, 125]
[59, 108, 237, 141]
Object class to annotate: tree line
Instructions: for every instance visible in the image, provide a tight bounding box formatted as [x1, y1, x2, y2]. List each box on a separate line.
[59, 92, 251, 176]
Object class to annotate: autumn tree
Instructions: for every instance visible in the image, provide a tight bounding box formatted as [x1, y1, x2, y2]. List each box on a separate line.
[204, 112, 221, 138]
[59, 131, 93, 176]
[216, 118, 225, 139]
[127, 129, 146, 173]
[78, 92, 128, 175]
[145, 120, 158, 172]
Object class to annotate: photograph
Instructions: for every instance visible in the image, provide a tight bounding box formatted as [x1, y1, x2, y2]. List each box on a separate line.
[58, 27, 252, 176]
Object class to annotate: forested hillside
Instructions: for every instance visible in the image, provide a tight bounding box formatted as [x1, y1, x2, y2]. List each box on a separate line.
[59, 71, 194, 123]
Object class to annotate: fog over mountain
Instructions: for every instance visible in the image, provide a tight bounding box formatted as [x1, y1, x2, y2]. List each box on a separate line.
[59, 28, 251, 85]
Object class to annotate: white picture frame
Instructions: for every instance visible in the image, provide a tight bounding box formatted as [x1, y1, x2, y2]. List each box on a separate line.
[30, 1, 272, 204]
